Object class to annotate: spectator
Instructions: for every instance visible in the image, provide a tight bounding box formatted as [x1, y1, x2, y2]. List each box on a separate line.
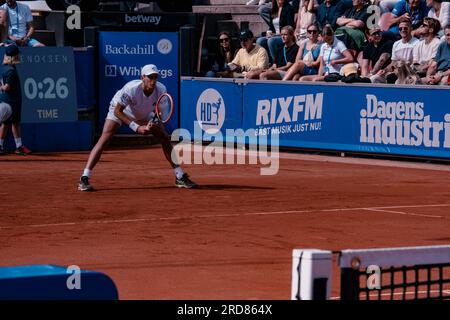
[317, 0, 351, 30]
[385, 0, 429, 40]
[228, 30, 270, 79]
[379, 0, 402, 14]
[424, 24, 450, 84]
[294, 0, 319, 43]
[361, 27, 394, 77]
[283, 22, 323, 80]
[258, 0, 300, 34]
[0, 44, 31, 156]
[335, 0, 370, 50]
[257, 0, 296, 63]
[0, 9, 7, 44]
[1, 0, 44, 47]
[206, 31, 239, 78]
[371, 20, 419, 83]
[259, 26, 299, 79]
[426, 0, 450, 38]
[412, 17, 441, 76]
[300, 24, 354, 81]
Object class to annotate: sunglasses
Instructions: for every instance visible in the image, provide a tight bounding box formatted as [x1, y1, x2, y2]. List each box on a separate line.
[219, 38, 230, 42]
[307, 30, 318, 34]
[399, 27, 409, 31]
[370, 31, 382, 36]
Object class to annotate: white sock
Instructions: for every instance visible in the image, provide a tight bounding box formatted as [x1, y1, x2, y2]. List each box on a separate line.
[82, 168, 91, 178]
[0, 139, 3, 147]
[174, 166, 184, 179]
[15, 138, 22, 148]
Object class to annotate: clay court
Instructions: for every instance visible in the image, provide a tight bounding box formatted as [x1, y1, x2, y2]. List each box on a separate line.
[1, 146, 450, 299]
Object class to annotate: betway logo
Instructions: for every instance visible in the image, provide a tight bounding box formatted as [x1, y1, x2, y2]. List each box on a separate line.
[105, 44, 154, 55]
[125, 14, 161, 25]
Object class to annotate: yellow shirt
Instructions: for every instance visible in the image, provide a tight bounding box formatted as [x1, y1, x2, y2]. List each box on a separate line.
[231, 44, 269, 72]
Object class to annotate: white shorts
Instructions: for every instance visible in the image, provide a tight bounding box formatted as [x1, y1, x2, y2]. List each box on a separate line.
[0, 102, 12, 123]
[105, 104, 155, 125]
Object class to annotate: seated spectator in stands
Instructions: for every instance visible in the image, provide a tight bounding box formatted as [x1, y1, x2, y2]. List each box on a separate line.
[206, 31, 239, 78]
[257, 0, 296, 63]
[317, 0, 351, 31]
[259, 26, 299, 79]
[283, 22, 323, 80]
[379, 0, 402, 14]
[412, 17, 441, 76]
[335, 0, 370, 51]
[257, 0, 300, 34]
[371, 20, 419, 83]
[294, 0, 319, 43]
[228, 30, 270, 79]
[424, 24, 450, 84]
[300, 24, 354, 81]
[384, 0, 429, 40]
[0, 9, 7, 44]
[361, 27, 394, 77]
[426, 0, 450, 38]
[1, 0, 44, 47]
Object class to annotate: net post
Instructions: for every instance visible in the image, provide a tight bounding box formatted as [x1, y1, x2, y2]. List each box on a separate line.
[291, 249, 332, 300]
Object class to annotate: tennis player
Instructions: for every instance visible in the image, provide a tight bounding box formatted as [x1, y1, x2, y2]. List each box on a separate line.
[78, 64, 197, 191]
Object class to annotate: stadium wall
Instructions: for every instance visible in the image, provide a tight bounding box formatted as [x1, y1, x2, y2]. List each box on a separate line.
[181, 78, 450, 159]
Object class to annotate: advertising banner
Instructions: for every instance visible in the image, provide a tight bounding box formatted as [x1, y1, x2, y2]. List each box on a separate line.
[98, 31, 179, 134]
[5, 47, 78, 123]
[181, 78, 450, 159]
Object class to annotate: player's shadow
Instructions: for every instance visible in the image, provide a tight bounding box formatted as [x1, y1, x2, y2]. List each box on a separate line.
[197, 184, 274, 191]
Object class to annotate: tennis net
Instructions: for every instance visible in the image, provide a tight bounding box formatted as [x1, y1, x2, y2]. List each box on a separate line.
[292, 245, 450, 300]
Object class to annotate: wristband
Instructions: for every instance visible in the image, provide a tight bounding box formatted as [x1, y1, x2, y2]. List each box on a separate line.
[129, 121, 139, 132]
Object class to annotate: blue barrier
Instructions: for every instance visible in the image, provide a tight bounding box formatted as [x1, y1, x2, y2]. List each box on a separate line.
[180, 78, 450, 159]
[0, 265, 118, 300]
[74, 47, 96, 110]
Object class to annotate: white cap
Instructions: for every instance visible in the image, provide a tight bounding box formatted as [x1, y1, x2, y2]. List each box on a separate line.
[141, 64, 159, 76]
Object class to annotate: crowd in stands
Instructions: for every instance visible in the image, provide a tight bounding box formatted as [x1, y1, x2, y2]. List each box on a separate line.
[0, 0, 44, 47]
[207, 0, 450, 85]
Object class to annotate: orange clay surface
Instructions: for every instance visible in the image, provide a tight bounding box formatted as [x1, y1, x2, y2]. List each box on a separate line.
[1, 146, 450, 299]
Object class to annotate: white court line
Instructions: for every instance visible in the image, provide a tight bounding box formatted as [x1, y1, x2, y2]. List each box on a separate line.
[0, 203, 449, 231]
[364, 208, 443, 219]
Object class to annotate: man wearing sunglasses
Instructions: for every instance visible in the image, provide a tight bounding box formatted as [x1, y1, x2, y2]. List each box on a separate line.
[371, 21, 419, 83]
[412, 17, 441, 76]
[361, 28, 394, 77]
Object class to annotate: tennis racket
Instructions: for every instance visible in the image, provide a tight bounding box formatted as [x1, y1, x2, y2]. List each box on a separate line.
[148, 92, 174, 126]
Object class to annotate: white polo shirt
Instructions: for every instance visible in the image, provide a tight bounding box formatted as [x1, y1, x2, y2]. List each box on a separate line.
[107, 80, 166, 123]
[319, 37, 348, 75]
[392, 37, 420, 63]
[1, 2, 33, 38]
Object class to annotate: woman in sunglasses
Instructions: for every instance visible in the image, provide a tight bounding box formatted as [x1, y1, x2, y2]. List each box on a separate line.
[206, 31, 239, 78]
[283, 22, 322, 80]
[300, 24, 354, 81]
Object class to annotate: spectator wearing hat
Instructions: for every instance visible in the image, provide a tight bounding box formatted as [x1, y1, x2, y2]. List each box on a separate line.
[228, 30, 270, 79]
[0, 0, 44, 47]
[361, 28, 394, 77]
[0, 44, 31, 155]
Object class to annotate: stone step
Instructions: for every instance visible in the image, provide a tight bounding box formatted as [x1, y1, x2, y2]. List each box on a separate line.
[193, 5, 258, 14]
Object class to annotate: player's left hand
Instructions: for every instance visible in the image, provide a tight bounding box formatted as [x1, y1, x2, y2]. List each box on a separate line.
[137, 125, 151, 135]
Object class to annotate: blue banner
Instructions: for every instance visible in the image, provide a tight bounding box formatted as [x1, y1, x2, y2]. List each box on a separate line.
[98, 31, 179, 134]
[181, 78, 450, 159]
[180, 79, 242, 140]
[3, 47, 78, 123]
